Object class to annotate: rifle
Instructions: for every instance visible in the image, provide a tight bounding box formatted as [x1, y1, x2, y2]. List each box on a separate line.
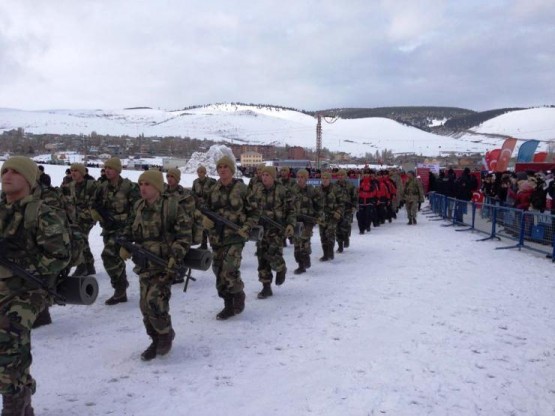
[0, 254, 66, 304]
[199, 207, 263, 242]
[116, 238, 213, 292]
[297, 213, 318, 224]
[92, 203, 124, 230]
[259, 215, 304, 237]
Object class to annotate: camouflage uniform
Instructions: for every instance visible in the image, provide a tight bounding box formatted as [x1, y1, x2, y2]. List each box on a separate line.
[290, 181, 322, 271]
[402, 174, 425, 224]
[165, 184, 203, 245]
[252, 181, 296, 284]
[319, 181, 344, 260]
[125, 195, 192, 343]
[94, 177, 140, 294]
[334, 177, 358, 250]
[205, 179, 259, 298]
[192, 175, 216, 248]
[0, 195, 70, 399]
[67, 177, 98, 275]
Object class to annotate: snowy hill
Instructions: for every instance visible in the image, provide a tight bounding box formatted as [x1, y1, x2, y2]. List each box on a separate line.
[1, 104, 554, 157]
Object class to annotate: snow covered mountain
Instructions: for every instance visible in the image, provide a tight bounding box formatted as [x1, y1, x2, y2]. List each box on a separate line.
[1, 104, 554, 157]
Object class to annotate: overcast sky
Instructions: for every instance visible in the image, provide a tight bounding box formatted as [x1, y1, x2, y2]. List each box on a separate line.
[1, 0, 553, 112]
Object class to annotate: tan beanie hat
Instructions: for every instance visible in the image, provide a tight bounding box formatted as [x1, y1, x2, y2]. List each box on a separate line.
[280, 166, 290, 174]
[104, 157, 122, 173]
[70, 163, 87, 177]
[296, 169, 309, 178]
[261, 166, 277, 179]
[138, 170, 165, 193]
[321, 172, 332, 180]
[216, 155, 236, 174]
[1, 156, 38, 188]
[167, 168, 181, 183]
[337, 169, 347, 177]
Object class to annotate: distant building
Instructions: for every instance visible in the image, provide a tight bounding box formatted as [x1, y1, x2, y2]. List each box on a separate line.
[240, 151, 263, 167]
[288, 146, 306, 160]
[162, 157, 188, 170]
[229, 144, 276, 160]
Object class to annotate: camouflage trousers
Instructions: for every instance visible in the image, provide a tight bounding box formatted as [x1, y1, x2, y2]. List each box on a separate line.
[319, 221, 337, 250]
[139, 273, 173, 336]
[80, 222, 95, 267]
[293, 223, 314, 262]
[336, 212, 353, 242]
[212, 243, 245, 298]
[405, 198, 419, 221]
[101, 232, 127, 289]
[0, 285, 47, 395]
[256, 231, 286, 283]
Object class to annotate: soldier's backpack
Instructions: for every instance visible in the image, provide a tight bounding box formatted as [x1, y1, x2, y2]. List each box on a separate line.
[24, 195, 85, 274]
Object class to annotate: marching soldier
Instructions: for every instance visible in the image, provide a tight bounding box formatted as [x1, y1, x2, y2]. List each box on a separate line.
[278, 166, 296, 246]
[318, 172, 343, 261]
[192, 166, 216, 249]
[252, 166, 296, 298]
[334, 169, 357, 253]
[402, 171, 425, 225]
[67, 163, 98, 276]
[0, 156, 71, 415]
[119, 170, 192, 360]
[290, 169, 322, 274]
[92, 157, 140, 305]
[202, 156, 260, 320]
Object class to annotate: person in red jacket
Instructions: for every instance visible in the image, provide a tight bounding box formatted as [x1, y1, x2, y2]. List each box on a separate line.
[356, 169, 378, 234]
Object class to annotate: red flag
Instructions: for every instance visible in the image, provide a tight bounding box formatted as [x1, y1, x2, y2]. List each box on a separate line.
[495, 138, 518, 172]
[487, 149, 501, 171]
[533, 152, 547, 162]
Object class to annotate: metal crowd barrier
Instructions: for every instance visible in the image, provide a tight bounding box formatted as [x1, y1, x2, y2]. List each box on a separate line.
[427, 192, 555, 260]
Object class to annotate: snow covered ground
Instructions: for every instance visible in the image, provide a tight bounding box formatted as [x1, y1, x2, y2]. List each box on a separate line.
[6, 164, 555, 415]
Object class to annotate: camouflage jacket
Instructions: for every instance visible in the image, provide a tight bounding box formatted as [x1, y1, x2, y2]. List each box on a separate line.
[94, 177, 140, 234]
[66, 178, 98, 226]
[0, 195, 71, 288]
[403, 178, 425, 202]
[126, 195, 192, 275]
[164, 184, 203, 245]
[291, 182, 322, 221]
[251, 182, 296, 235]
[335, 179, 358, 211]
[319, 183, 344, 222]
[206, 179, 260, 246]
[192, 177, 217, 208]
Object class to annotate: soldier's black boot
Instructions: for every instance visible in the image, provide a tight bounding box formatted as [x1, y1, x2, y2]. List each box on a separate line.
[105, 279, 128, 305]
[344, 237, 350, 248]
[233, 291, 246, 314]
[294, 261, 306, 275]
[32, 306, 52, 329]
[156, 329, 175, 356]
[141, 338, 158, 361]
[304, 255, 311, 269]
[407, 218, 413, 225]
[71, 263, 88, 277]
[328, 244, 335, 260]
[216, 295, 236, 320]
[319, 245, 329, 262]
[337, 241, 344, 253]
[2, 386, 33, 416]
[413, 218, 417, 225]
[257, 283, 273, 299]
[275, 269, 286, 286]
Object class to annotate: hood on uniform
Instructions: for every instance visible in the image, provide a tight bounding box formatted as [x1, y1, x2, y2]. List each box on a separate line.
[104, 157, 122, 173]
[216, 156, 236, 174]
[1, 156, 38, 188]
[167, 168, 181, 183]
[70, 163, 87, 177]
[138, 170, 165, 193]
[261, 166, 277, 179]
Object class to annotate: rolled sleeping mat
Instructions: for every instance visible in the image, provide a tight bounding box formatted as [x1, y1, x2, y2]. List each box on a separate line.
[183, 248, 213, 271]
[57, 275, 99, 305]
